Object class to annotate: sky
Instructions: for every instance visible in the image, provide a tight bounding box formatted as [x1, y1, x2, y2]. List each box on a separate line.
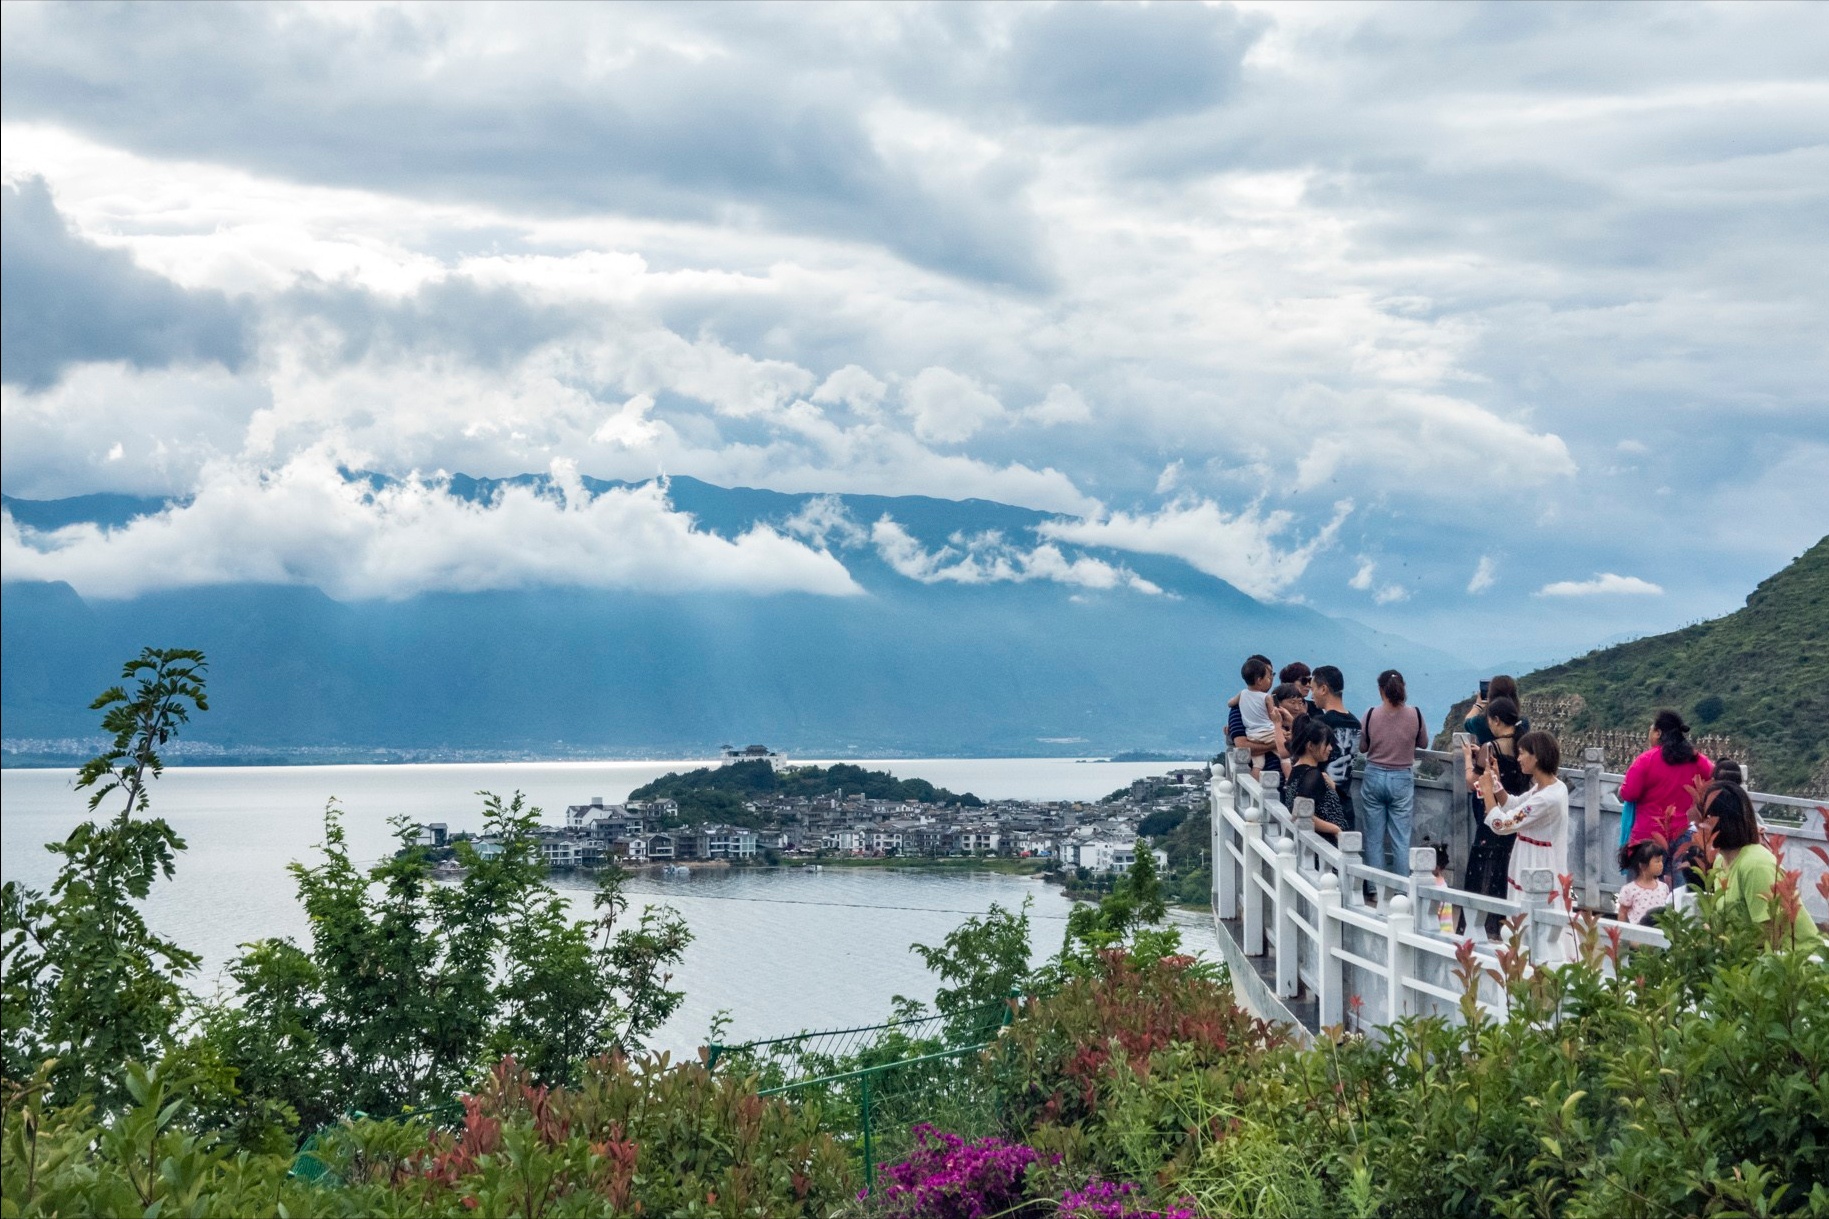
[2, 0, 1825, 665]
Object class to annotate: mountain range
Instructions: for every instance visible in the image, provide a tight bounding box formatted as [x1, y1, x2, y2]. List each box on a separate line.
[2, 475, 1480, 763]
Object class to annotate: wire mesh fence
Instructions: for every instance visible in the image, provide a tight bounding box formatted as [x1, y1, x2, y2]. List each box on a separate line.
[708, 999, 1015, 1194]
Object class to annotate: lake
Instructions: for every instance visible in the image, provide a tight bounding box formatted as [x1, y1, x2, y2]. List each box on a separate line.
[0, 758, 1216, 1055]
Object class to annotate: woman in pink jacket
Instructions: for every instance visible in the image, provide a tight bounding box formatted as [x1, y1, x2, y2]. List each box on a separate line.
[1618, 710, 1713, 848]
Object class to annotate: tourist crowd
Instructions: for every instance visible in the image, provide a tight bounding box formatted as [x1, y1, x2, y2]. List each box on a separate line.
[1227, 656, 1820, 947]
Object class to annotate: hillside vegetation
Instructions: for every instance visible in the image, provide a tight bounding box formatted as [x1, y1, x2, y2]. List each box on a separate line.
[1513, 536, 1828, 795]
[628, 759, 983, 826]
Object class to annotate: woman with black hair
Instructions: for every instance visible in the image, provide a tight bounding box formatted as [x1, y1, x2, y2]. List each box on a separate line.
[1359, 669, 1428, 878]
[1480, 730, 1570, 913]
[1459, 697, 1527, 937]
[1620, 710, 1714, 851]
[1709, 781, 1822, 948]
[1284, 718, 1350, 841]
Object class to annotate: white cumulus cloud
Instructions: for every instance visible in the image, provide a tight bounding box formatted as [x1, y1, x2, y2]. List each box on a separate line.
[870, 517, 1160, 595]
[1039, 497, 1350, 602]
[901, 367, 1006, 444]
[1, 454, 862, 601]
[811, 365, 888, 414]
[1536, 572, 1664, 598]
[1468, 555, 1498, 594]
[1024, 383, 1092, 426]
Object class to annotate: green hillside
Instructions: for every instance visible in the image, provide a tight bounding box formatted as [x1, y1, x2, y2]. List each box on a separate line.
[1513, 536, 1828, 795]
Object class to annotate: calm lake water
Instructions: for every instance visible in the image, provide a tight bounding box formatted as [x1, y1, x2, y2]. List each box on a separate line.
[0, 759, 1216, 1055]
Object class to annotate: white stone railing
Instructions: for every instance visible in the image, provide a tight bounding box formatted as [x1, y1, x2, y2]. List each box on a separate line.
[1210, 744, 1828, 1038]
[1208, 749, 1673, 1039]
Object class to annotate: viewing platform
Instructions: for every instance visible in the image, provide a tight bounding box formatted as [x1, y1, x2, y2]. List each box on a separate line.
[1208, 744, 1827, 1043]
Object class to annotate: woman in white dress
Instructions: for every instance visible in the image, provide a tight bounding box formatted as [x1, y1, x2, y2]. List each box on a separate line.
[1478, 731, 1570, 940]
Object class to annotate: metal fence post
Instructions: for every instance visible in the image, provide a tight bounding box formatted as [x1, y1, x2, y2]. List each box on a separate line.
[1384, 893, 1412, 1025]
[1274, 835, 1299, 998]
[861, 1071, 875, 1196]
[1317, 871, 1343, 1028]
[1242, 802, 1265, 955]
[1582, 748, 1605, 910]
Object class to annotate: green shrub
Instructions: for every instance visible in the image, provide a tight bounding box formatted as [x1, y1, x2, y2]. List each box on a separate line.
[2, 1052, 855, 1218]
[988, 895, 1829, 1219]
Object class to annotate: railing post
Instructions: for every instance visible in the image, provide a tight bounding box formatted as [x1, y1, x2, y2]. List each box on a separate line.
[861, 1071, 875, 1196]
[1291, 796, 1315, 864]
[1406, 846, 1437, 936]
[1213, 772, 1237, 919]
[1449, 731, 1471, 885]
[1384, 893, 1412, 1025]
[1524, 868, 1558, 964]
[1275, 836, 1299, 998]
[1338, 831, 1364, 908]
[1242, 802, 1265, 956]
[1582, 748, 1605, 910]
[1317, 871, 1343, 1028]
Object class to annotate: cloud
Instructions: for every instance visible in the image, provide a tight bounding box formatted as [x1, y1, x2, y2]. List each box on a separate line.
[902, 366, 1006, 444]
[0, 3, 1050, 286]
[3, 1, 1824, 650]
[782, 494, 869, 550]
[1, 177, 249, 390]
[811, 365, 889, 414]
[1468, 555, 1498, 594]
[1154, 461, 1183, 495]
[1, 454, 862, 601]
[870, 517, 1160, 595]
[1536, 573, 1665, 598]
[1006, 2, 1264, 125]
[1024, 383, 1092, 426]
[1041, 497, 1351, 601]
[1348, 555, 1408, 604]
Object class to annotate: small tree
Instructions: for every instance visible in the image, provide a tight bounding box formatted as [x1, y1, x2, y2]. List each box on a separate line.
[1056, 848, 1179, 977]
[911, 898, 1033, 1041]
[0, 649, 208, 1105]
[205, 793, 693, 1135]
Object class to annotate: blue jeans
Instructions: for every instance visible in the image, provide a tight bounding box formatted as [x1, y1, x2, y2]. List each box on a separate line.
[1358, 764, 1414, 874]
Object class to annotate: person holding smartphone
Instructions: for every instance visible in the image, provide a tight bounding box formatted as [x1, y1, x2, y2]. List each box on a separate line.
[1459, 697, 1527, 938]
[1464, 675, 1528, 742]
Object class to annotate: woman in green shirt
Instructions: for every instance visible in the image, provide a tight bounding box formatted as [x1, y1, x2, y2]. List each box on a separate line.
[1708, 782, 1822, 948]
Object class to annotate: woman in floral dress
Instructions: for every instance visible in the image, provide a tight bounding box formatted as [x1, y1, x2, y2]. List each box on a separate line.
[1479, 731, 1570, 947]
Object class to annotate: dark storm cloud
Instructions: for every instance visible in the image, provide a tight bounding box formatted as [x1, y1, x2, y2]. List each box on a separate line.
[0, 176, 249, 390]
[0, 2, 1049, 288]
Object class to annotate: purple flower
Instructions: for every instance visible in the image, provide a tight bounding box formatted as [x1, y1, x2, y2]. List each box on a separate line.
[1059, 1177, 1194, 1219]
[875, 1126, 1041, 1219]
